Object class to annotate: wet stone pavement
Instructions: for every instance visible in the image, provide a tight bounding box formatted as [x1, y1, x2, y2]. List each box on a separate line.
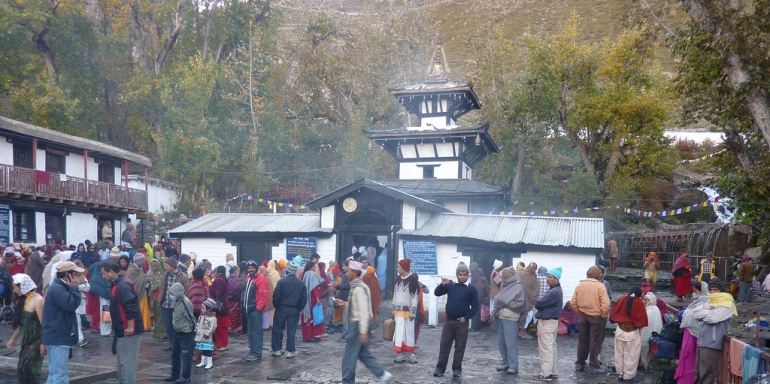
[0, 301, 666, 384]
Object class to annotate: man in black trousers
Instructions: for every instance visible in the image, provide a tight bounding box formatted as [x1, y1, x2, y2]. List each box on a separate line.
[433, 261, 479, 378]
[270, 261, 306, 358]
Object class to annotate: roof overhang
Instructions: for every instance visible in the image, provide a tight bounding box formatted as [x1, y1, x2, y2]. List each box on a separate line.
[305, 178, 451, 213]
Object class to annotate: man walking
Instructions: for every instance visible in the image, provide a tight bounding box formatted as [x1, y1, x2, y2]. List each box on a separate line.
[570, 266, 611, 374]
[738, 255, 755, 304]
[42, 261, 83, 383]
[392, 258, 419, 364]
[271, 261, 306, 358]
[533, 267, 563, 381]
[101, 260, 144, 384]
[335, 260, 392, 384]
[433, 262, 479, 378]
[160, 257, 189, 351]
[243, 260, 269, 361]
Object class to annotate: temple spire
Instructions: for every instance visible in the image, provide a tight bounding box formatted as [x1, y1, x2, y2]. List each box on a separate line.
[425, 37, 450, 83]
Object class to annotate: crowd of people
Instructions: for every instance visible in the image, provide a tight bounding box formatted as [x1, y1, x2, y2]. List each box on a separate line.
[0, 239, 737, 384]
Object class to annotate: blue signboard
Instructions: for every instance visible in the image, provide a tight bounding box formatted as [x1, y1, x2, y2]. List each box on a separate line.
[0, 204, 9, 247]
[286, 237, 317, 264]
[402, 240, 438, 275]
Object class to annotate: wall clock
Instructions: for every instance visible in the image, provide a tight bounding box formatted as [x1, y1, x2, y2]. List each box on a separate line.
[342, 197, 357, 212]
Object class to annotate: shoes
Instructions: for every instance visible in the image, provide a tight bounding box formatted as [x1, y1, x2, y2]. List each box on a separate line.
[174, 378, 191, 383]
[196, 356, 207, 368]
[245, 355, 261, 361]
[102, 333, 113, 337]
[549, 374, 559, 378]
[285, 351, 298, 358]
[163, 345, 172, 351]
[204, 356, 213, 370]
[506, 368, 518, 375]
[239, 334, 249, 339]
[407, 354, 418, 364]
[575, 364, 585, 371]
[433, 369, 444, 377]
[78, 339, 89, 347]
[589, 368, 607, 374]
[496, 363, 509, 372]
[519, 333, 534, 340]
[163, 376, 178, 382]
[339, 336, 348, 342]
[271, 350, 283, 357]
[533, 375, 553, 381]
[453, 370, 462, 377]
[394, 354, 407, 363]
[217, 346, 229, 351]
[379, 371, 393, 383]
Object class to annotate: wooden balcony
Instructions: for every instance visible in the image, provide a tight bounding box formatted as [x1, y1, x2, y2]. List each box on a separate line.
[0, 163, 148, 212]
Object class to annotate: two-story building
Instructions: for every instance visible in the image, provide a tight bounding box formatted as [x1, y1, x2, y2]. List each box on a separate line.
[0, 116, 151, 247]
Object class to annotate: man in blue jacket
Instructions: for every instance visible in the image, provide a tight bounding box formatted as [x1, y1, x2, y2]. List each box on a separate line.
[433, 262, 478, 378]
[42, 261, 83, 384]
[533, 267, 563, 382]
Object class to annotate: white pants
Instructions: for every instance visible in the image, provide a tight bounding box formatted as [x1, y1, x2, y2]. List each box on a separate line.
[393, 316, 415, 354]
[614, 328, 642, 380]
[100, 297, 112, 336]
[537, 319, 559, 376]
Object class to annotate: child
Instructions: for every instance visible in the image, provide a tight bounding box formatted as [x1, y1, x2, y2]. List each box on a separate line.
[195, 299, 217, 370]
[560, 302, 579, 334]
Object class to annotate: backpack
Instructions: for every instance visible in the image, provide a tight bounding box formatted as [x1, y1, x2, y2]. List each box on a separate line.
[660, 320, 684, 345]
[649, 332, 677, 360]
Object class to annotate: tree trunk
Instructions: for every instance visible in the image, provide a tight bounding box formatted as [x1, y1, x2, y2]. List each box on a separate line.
[603, 147, 621, 183]
[32, 27, 58, 83]
[724, 122, 753, 172]
[511, 139, 526, 195]
[201, 6, 216, 64]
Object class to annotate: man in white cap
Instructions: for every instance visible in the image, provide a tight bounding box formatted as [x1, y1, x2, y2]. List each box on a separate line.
[42, 261, 83, 384]
[335, 260, 392, 384]
[489, 259, 504, 313]
[433, 261, 479, 378]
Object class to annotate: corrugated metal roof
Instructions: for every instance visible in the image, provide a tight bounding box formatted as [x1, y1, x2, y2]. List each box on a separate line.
[400, 214, 604, 249]
[169, 213, 331, 235]
[380, 179, 503, 197]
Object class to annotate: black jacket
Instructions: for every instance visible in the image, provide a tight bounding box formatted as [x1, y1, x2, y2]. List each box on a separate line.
[273, 275, 307, 312]
[109, 274, 145, 338]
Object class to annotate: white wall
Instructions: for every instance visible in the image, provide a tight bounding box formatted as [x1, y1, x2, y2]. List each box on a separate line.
[320, 205, 335, 229]
[271, 234, 337, 266]
[35, 149, 45, 171]
[127, 179, 179, 214]
[398, 239, 469, 313]
[517, 250, 598, 307]
[398, 161, 460, 180]
[114, 166, 123, 186]
[86, 161, 98, 181]
[435, 142, 455, 157]
[443, 200, 467, 214]
[66, 153, 86, 178]
[0, 139, 13, 164]
[35, 212, 46, 244]
[402, 203, 416, 230]
[67, 212, 96, 245]
[180, 238, 238, 270]
[415, 207, 432, 229]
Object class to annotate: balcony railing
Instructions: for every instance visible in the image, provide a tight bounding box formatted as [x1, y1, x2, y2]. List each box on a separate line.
[0, 163, 147, 212]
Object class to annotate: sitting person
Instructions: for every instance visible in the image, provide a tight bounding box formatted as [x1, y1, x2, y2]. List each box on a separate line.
[560, 302, 579, 335]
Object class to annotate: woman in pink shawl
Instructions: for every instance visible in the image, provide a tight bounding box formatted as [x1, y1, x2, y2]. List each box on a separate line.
[560, 302, 579, 334]
[317, 262, 331, 337]
[672, 254, 693, 302]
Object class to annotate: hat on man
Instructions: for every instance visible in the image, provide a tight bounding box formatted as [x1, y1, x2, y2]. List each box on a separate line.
[547, 267, 562, 280]
[179, 254, 191, 264]
[110, 247, 121, 259]
[709, 279, 726, 292]
[56, 261, 84, 273]
[348, 260, 364, 272]
[398, 258, 411, 272]
[456, 262, 469, 275]
[493, 259, 503, 271]
[285, 261, 298, 276]
[164, 257, 179, 268]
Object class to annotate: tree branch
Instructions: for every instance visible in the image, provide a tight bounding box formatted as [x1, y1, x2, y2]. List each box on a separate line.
[154, 0, 185, 76]
[126, 0, 152, 72]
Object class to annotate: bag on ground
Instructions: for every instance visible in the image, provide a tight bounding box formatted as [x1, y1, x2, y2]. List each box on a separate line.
[383, 318, 395, 341]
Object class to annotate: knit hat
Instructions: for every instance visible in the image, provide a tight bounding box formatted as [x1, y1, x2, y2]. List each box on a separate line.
[398, 258, 411, 272]
[133, 253, 146, 266]
[246, 260, 259, 271]
[597, 264, 606, 274]
[516, 261, 525, 270]
[110, 247, 121, 259]
[456, 262, 469, 275]
[278, 259, 287, 270]
[192, 267, 205, 280]
[13, 273, 37, 295]
[709, 279, 726, 292]
[202, 298, 217, 310]
[469, 262, 479, 270]
[742, 254, 750, 262]
[179, 254, 191, 264]
[349, 260, 364, 271]
[164, 257, 179, 268]
[547, 267, 562, 280]
[538, 266, 548, 276]
[493, 259, 503, 270]
[285, 261, 298, 276]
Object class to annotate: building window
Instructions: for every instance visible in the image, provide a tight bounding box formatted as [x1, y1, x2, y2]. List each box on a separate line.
[13, 210, 35, 241]
[45, 151, 66, 174]
[45, 214, 66, 243]
[13, 143, 33, 168]
[422, 166, 436, 179]
[98, 163, 115, 184]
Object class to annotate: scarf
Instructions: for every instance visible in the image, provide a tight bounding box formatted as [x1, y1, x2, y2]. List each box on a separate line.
[672, 255, 690, 273]
[709, 292, 738, 316]
[148, 258, 166, 295]
[302, 270, 323, 316]
[127, 262, 148, 298]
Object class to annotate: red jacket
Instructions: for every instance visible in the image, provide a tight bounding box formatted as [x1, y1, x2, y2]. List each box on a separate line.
[242, 273, 269, 313]
[609, 295, 649, 329]
[188, 278, 209, 314]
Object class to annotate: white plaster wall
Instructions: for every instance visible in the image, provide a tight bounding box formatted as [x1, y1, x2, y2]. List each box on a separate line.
[127, 180, 179, 213]
[114, 166, 123, 185]
[35, 149, 45, 171]
[321, 206, 335, 229]
[402, 203, 416, 230]
[415, 208, 432, 229]
[66, 153, 85, 178]
[398, 161, 460, 180]
[435, 142, 454, 157]
[416, 144, 434, 158]
[0, 138, 13, 165]
[517, 250, 598, 306]
[271, 234, 337, 265]
[443, 200, 468, 214]
[35, 212, 46, 244]
[398, 239, 469, 312]
[180, 238, 238, 270]
[421, 116, 445, 127]
[86, 160, 98, 181]
[67, 212, 96, 244]
[401, 145, 417, 159]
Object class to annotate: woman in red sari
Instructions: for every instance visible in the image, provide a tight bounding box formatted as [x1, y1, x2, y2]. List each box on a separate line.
[672, 254, 693, 302]
[300, 261, 324, 341]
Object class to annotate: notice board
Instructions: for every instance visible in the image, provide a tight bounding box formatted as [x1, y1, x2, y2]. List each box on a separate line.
[0, 204, 8, 247]
[402, 240, 438, 275]
[286, 237, 317, 264]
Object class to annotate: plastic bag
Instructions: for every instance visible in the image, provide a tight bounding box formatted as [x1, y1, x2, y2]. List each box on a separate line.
[480, 304, 490, 322]
[312, 303, 325, 326]
[557, 320, 568, 335]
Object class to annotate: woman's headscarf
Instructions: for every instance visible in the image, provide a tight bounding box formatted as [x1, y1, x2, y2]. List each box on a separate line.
[144, 243, 154, 261]
[641, 291, 663, 346]
[13, 273, 37, 295]
[672, 254, 690, 273]
[149, 258, 165, 295]
[537, 266, 548, 276]
[266, 260, 281, 289]
[200, 259, 212, 273]
[127, 261, 147, 298]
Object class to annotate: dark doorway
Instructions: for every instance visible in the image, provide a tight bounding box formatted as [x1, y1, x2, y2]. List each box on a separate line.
[45, 214, 66, 243]
[236, 239, 278, 266]
[45, 152, 66, 174]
